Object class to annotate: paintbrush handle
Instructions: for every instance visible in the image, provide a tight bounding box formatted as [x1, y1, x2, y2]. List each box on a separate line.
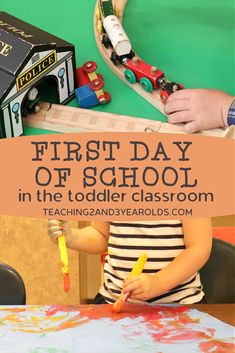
[58, 235, 69, 274]
[58, 221, 70, 292]
[129, 252, 148, 278]
[112, 253, 148, 313]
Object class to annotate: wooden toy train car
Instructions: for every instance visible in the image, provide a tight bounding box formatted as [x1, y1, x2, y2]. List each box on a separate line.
[97, 0, 134, 65]
[124, 57, 184, 102]
[96, 0, 184, 103]
[124, 58, 165, 92]
[75, 61, 111, 108]
[102, 15, 135, 65]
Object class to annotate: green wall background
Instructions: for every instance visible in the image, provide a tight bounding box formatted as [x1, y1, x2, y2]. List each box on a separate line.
[1, 0, 234, 136]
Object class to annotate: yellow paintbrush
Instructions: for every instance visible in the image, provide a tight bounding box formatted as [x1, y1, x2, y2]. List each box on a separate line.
[58, 221, 70, 292]
[112, 252, 148, 313]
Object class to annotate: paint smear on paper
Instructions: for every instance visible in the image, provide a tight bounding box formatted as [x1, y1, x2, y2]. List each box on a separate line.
[0, 304, 234, 353]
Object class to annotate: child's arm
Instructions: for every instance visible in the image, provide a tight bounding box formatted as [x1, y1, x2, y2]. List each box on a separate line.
[123, 218, 212, 300]
[164, 89, 234, 133]
[48, 220, 110, 254]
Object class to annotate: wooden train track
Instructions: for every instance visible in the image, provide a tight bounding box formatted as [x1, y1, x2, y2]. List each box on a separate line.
[23, 102, 234, 138]
[24, 3, 234, 139]
[94, 0, 167, 115]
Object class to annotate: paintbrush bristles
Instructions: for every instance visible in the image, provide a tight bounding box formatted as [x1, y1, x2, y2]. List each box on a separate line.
[112, 298, 125, 313]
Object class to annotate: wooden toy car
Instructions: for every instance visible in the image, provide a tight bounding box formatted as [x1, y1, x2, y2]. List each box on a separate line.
[160, 82, 184, 103]
[75, 61, 111, 108]
[124, 57, 165, 92]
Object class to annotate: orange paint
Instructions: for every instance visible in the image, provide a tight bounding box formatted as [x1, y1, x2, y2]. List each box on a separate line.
[199, 339, 234, 353]
[112, 299, 125, 313]
[0, 304, 233, 351]
[64, 273, 70, 292]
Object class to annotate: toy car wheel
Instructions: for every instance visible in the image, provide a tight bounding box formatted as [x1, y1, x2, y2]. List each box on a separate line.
[82, 61, 97, 73]
[90, 78, 104, 91]
[124, 69, 137, 84]
[160, 90, 170, 103]
[98, 92, 111, 105]
[110, 51, 119, 66]
[140, 78, 153, 92]
[102, 34, 111, 49]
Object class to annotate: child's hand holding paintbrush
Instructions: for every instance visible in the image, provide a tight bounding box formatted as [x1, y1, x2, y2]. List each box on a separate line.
[113, 253, 148, 313]
[123, 273, 161, 301]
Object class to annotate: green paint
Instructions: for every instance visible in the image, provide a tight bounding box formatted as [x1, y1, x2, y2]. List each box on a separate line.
[30, 347, 69, 353]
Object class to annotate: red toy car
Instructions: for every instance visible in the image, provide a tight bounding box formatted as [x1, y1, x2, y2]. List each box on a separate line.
[76, 61, 111, 108]
[160, 81, 184, 103]
[124, 57, 165, 92]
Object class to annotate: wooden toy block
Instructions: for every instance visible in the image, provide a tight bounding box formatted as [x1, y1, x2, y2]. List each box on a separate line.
[75, 84, 99, 108]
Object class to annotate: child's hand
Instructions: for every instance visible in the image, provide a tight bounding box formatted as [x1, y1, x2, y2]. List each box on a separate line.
[123, 274, 160, 300]
[48, 220, 73, 246]
[164, 89, 234, 133]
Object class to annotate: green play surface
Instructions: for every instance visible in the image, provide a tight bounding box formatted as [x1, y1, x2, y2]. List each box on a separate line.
[1, 0, 234, 136]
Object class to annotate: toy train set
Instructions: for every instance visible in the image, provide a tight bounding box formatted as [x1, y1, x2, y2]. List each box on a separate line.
[88, 0, 184, 106]
[0, 3, 184, 139]
[1, 2, 233, 139]
[95, 0, 184, 103]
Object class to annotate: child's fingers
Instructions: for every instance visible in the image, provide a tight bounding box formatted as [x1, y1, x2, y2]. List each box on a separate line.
[165, 99, 190, 115]
[123, 276, 140, 287]
[184, 121, 201, 134]
[167, 111, 191, 124]
[48, 225, 63, 234]
[129, 289, 145, 299]
[167, 89, 191, 102]
[49, 229, 63, 238]
[123, 279, 141, 293]
[51, 231, 63, 242]
[48, 225, 63, 242]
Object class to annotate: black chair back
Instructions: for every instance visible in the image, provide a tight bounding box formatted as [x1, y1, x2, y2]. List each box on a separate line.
[0, 262, 26, 305]
[200, 238, 235, 303]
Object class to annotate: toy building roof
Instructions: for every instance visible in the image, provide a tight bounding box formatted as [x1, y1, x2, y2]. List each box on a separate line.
[0, 12, 75, 103]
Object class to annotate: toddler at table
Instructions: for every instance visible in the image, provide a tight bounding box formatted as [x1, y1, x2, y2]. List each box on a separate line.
[48, 218, 212, 304]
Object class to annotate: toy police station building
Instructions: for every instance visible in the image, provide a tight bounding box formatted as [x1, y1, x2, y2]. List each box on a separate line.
[0, 12, 76, 138]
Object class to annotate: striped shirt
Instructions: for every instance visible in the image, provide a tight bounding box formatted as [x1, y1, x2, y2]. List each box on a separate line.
[227, 98, 235, 126]
[99, 220, 204, 304]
